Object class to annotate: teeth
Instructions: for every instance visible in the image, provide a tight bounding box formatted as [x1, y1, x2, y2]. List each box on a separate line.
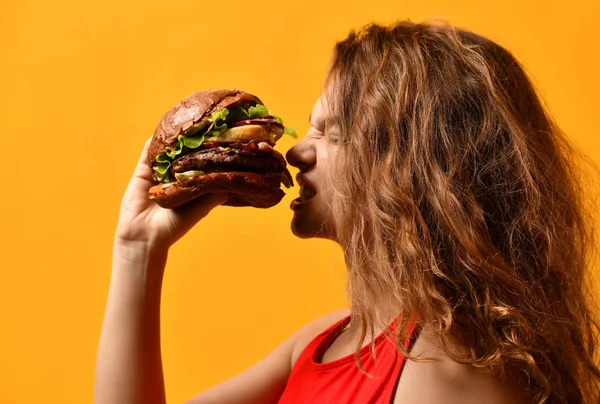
[299, 185, 317, 201]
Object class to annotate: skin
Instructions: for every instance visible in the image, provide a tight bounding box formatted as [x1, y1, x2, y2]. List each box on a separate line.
[287, 95, 337, 240]
[94, 94, 530, 404]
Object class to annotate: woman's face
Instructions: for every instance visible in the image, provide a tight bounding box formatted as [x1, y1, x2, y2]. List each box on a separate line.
[286, 94, 339, 240]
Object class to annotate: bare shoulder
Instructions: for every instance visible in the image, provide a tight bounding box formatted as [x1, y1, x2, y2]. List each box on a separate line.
[290, 308, 350, 366]
[183, 308, 350, 404]
[394, 327, 531, 404]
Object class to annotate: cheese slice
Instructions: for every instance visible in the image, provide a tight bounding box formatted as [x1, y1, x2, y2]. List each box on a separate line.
[203, 125, 283, 144]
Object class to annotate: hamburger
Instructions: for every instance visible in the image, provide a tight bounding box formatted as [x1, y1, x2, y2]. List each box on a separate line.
[147, 89, 296, 209]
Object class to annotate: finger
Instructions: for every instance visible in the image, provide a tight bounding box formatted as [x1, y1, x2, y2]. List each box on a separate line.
[122, 137, 155, 198]
[172, 192, 228, 224]
[131, 137, 155, 181]
[137, 136, 154, 167]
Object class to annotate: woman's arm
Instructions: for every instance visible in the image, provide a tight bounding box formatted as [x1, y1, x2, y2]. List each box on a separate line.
[96, 234, 347, 404]
[94, 241, 169, 404]
[94, 138, 226, 404]
[94, 137, 348, 404]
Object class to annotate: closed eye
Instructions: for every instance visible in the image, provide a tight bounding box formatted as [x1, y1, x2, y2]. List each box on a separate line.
[309, 112, 326, 132]
[326, 132, 343, 144]
[307, 129, 325, 139]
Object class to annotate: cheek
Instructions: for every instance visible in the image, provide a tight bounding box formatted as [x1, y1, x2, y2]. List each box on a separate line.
[316, 147, 339, 201]
[290, 143, 340, 238]
[319, 141, 342, 173]
[317, 142, 334, 163]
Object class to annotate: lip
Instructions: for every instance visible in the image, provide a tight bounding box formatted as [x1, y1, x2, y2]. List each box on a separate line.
[290, 197, 310, 211]
[291, 174, 317, 211]
[296, 173, 316, 190]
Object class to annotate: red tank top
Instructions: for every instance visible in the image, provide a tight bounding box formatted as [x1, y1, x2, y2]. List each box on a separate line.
[278, 315, 419, 404]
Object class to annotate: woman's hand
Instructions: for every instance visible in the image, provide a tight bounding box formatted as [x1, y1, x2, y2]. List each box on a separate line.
[115, 137, 227, 251]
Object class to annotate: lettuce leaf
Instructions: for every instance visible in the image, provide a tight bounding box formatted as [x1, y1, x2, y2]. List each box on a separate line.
[248, 104, 268, 118]
[210, 108, 229, 133]
[166, 135, 185, 159]
[153, 165, 170, 182]
[226, 105, 250, 122]
[153, 162, 170, 175]
[185, 120, 210, 137]
[153, 153, 172, 182]
[213, 122, 228, 133]
[284, 126, 298, 138]
[156, 153, 171, 164]
[183, 135, 205, 149]
[274, 113, 297, 138]
[210, 108, 229, 124]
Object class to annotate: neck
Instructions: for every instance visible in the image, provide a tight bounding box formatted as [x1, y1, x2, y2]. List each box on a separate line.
[347, 296, 403, 338]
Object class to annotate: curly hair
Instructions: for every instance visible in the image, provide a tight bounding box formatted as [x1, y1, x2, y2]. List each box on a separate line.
[325, 21, 600, 403]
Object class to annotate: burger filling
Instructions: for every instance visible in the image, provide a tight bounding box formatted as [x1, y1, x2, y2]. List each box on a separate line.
[153, 104, 296, 187]
[169, 146, 293, 187]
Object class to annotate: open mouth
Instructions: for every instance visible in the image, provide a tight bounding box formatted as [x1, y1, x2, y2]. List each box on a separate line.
[291, 184, 317, 210]
[299, 185, 317, 201]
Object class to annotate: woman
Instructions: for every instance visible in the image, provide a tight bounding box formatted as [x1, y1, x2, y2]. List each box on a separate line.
[95, 21, 600, 403]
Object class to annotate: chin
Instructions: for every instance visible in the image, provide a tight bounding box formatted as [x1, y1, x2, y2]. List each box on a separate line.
[291, 218, 319, 239]
[291, 213, 335, 240]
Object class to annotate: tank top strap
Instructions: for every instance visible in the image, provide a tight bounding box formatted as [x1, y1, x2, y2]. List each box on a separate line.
[293, 315, 351, 367]
[280, 313, 421, 404]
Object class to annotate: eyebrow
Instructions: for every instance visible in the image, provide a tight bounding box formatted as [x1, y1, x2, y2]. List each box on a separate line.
[309, 113, 322, 129]
[309, 113, 336, 130]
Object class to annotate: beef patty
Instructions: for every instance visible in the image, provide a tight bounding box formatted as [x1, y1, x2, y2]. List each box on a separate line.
[171, 147, 292, 182]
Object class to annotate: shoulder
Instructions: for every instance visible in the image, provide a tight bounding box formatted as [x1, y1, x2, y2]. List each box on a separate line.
[394, 326, 531, 404]
[182, 309, 350, 404]
[290, 308, 350, 366]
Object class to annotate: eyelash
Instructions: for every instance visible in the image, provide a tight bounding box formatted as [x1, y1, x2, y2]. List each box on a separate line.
[311, 128, 341, 144]
[325, 131, 341, 143]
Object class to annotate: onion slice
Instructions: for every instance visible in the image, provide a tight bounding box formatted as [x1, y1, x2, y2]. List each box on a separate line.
[229, 118, 284, 129]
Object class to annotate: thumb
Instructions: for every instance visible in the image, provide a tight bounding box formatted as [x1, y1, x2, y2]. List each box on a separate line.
[172, 191, 229, 224]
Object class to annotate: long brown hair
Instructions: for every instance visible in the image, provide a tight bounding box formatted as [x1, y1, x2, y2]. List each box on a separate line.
[325, 21, 600, 403]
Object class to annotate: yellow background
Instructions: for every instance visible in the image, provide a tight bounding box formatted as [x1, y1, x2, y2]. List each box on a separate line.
[1, 0, 598, 403]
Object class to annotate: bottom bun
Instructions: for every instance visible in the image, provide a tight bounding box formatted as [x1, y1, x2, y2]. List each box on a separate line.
[148, 172, 285, 209]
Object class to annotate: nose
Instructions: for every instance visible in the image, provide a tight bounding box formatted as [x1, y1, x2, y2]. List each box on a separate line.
[286, 136, 316, 171]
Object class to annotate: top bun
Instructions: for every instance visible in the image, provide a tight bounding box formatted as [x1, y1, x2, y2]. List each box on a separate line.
[147, 89, 264, 165]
